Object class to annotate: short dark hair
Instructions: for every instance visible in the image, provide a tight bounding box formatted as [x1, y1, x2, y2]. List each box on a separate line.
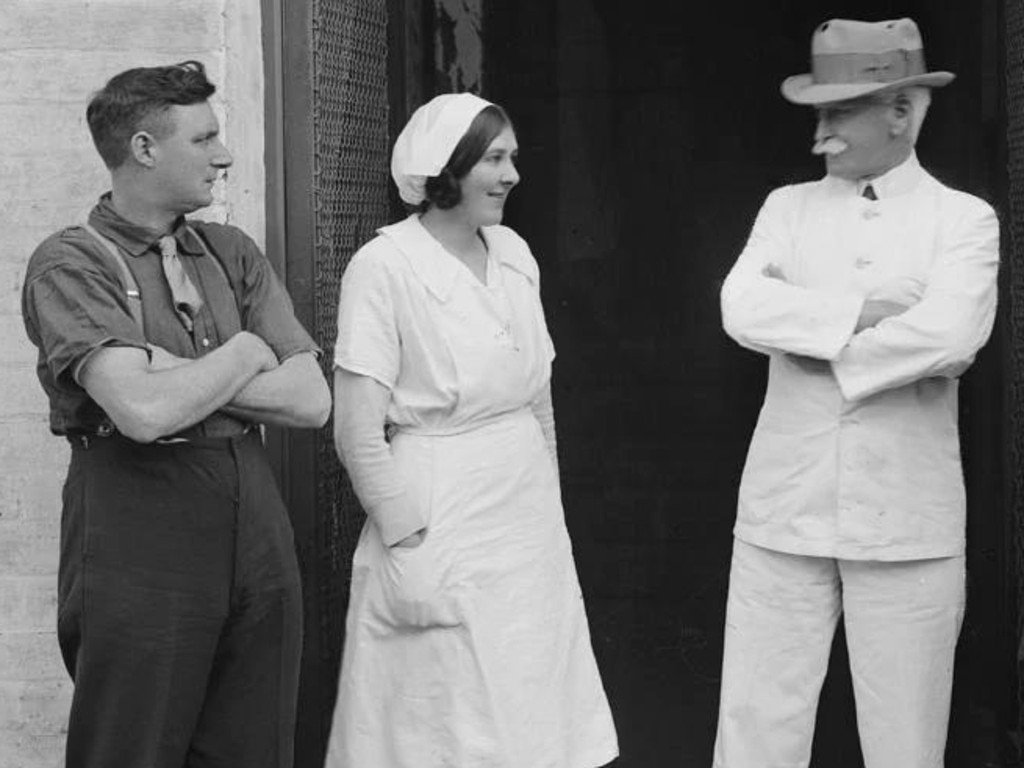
[86, 60, 216, 169]
[422, 104, 512, 210]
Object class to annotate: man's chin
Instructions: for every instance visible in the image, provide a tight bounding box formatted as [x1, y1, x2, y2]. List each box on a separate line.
[824, 158, 857, 181]
[184, 193, 214, 213]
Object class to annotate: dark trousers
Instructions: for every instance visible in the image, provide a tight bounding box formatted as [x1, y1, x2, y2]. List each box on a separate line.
[58, 430, 302, 768]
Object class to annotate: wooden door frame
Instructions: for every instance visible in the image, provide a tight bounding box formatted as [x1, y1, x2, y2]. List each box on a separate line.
[261, 1, 422, 764]
[262, 1, 325, 765]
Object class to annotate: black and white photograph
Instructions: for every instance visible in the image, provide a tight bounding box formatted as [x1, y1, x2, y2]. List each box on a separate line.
[0, 1, 1018, 767]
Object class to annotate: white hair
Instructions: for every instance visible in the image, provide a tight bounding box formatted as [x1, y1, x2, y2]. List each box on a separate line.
[882, 86, 931, 144]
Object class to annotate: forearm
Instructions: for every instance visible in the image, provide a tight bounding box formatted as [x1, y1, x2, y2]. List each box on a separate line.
[333, 367, 425, 546]
[722, 188, 863, 359]
[832, 303, 996, 400]
[221, 352, 331, 428]
[722, 271, 862, 359]
[832, 208, 999, 401]
[82, 337, 267, 443]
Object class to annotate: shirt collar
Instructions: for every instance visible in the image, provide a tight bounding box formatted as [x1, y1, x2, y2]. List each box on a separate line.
[378, 214, 538, 302]
[88, 193, 206, 258]
[853, 151, 923, 200]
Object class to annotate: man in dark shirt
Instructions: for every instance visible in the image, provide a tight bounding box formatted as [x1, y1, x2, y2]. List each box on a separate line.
[21, 61, 331, 768]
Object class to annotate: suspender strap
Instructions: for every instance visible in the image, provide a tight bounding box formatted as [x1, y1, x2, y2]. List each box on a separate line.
[185, 224, 235, 297]
[80, 222, 145, 334]
[78, 221, 240, 335]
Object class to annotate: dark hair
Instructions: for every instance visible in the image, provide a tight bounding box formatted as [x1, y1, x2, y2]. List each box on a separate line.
[86, 60, 216, 169]
[421, 104, 512, 210]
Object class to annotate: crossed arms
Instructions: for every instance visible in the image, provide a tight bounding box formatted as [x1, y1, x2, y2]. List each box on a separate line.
[81, 338, 330, 443]
[720, 187, 999, 400]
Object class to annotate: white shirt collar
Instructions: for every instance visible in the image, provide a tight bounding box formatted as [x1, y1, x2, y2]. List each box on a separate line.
[377, 214, 538, 302]
[853, 151, 923, 200]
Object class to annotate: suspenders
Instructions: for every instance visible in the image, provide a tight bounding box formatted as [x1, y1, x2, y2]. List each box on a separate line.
[78, 222, 235, 335]
[80, 222, 145, 332]
[72, 221, 248, 443]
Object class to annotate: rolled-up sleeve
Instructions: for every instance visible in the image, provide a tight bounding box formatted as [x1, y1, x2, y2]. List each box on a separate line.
[23, 261, 148, 386]
[721, 186, 863, 360]
[831, 196, 999, 401]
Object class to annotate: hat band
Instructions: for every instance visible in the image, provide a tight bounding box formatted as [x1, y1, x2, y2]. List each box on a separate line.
[811, 48, 926, 85]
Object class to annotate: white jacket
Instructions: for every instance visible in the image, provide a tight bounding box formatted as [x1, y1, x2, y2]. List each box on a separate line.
[721, 153, 999, 560]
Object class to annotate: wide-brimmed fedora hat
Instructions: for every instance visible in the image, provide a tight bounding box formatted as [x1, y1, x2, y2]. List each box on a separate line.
[781, 18, 954, 105]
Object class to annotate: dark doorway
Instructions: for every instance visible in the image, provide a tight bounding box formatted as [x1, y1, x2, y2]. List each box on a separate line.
[483, 2, 1012, 766]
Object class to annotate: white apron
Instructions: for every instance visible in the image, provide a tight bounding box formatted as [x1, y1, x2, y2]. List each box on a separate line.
[326, 217, 617, 768]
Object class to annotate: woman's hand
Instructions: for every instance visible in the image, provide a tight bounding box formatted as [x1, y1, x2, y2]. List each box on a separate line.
[392, 529, 427, 549]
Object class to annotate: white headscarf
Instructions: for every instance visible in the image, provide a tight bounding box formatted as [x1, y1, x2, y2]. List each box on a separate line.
[390, 92, 493, 206]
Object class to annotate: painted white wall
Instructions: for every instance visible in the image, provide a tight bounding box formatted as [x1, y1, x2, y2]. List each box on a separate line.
[0, 3, 264, 765]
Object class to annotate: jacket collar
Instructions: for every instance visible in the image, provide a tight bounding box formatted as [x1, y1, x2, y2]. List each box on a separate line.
[826, 151, 925, 200]
[857, 151, 923, 199]
[378, 214, 538, 302]
[88, 193, 206, 258]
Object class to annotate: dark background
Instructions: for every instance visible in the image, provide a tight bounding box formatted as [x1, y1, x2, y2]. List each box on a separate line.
[483, 2, 1012, 765]
[264, 1, 1018, 765]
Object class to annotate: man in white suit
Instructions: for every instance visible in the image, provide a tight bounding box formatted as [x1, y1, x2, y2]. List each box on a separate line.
[715, 18, 999, 768]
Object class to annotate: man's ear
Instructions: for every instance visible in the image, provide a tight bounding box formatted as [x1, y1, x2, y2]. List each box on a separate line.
[128, 131, 158, 168]
[889, 96, 912, 138]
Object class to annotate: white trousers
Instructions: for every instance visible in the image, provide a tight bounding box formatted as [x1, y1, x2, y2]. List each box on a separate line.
[713, 539, 965, 768]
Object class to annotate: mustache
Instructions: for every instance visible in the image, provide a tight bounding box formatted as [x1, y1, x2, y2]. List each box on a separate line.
[812, 137, 850, 156]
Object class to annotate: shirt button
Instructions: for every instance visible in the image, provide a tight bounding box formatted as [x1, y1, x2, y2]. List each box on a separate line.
[201, 337, 211, 348]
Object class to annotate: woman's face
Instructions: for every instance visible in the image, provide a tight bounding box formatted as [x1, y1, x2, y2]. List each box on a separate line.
[455, 126, 519, 228]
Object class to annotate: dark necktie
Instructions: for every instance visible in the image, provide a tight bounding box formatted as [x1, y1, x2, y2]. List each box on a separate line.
[862, 183, 878, 201]
[159, 235, 204, 332]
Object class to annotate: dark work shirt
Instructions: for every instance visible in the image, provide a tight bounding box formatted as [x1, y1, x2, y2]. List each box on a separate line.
[22, 194, 320, 437]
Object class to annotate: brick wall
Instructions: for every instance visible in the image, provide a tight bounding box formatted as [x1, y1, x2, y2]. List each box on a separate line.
[0, 3, 263, 765]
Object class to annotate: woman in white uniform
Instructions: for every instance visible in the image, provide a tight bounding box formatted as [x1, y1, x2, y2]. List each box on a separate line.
[325, 93, 618, 768]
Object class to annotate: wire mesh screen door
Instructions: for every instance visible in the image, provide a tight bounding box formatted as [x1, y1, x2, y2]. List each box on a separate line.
[267, 1, 441, 763]
[310, 0, 390, 584]
[303, 0, 392, 763]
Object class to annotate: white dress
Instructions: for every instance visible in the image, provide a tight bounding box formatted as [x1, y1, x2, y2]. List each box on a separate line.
[326, 215, 618, 768]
